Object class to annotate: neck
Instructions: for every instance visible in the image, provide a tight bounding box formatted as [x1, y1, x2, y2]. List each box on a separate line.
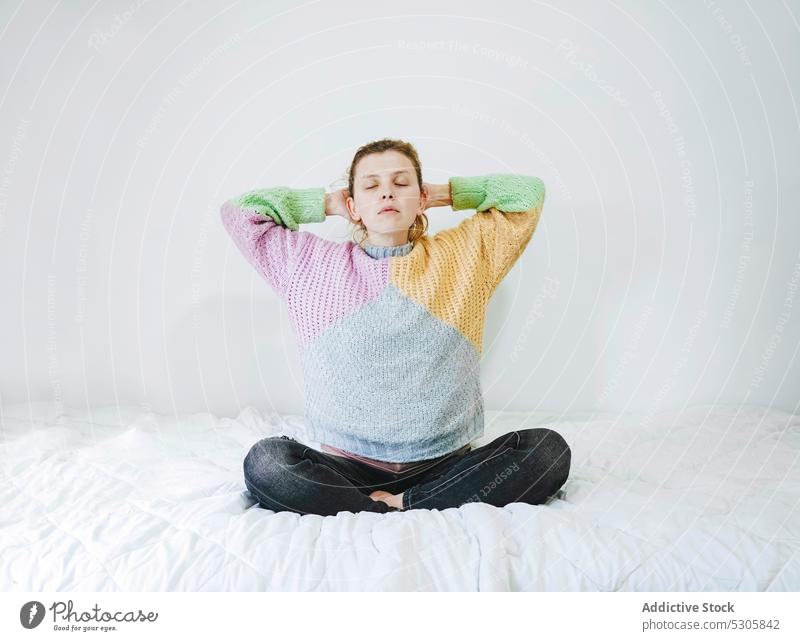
[365, 230, 410, 247]
[362, 237, 413, 260]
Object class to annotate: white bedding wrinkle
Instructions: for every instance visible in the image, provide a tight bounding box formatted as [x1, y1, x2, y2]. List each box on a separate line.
[0, 403, 798, 591]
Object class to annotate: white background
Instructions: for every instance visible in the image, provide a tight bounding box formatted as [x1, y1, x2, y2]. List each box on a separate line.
[0, 0, 797, 419]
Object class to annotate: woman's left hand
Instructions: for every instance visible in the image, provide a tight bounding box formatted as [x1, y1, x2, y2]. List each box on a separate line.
[422, 182, 452, 210]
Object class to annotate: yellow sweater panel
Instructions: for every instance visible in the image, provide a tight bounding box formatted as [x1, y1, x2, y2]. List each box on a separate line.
[389, 196, 544, 355]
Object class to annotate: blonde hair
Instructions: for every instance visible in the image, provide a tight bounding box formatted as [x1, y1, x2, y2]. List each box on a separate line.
[346, 138, 429, 247]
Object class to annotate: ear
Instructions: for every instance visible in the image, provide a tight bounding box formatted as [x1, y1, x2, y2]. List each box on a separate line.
[346, 193, 360, 221]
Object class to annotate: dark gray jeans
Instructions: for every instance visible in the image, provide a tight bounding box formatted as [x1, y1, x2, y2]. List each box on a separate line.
[243, 428, 571, 516]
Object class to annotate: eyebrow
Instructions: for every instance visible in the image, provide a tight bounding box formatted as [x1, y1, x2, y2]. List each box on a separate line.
[360, 170, 411, 179]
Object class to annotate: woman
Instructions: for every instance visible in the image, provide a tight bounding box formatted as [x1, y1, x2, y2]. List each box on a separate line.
[220, 138, 571, 516]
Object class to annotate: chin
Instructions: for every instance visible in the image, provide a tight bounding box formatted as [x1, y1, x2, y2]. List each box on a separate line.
[373, 215, 412, 230]
[390, 214, 416, 229]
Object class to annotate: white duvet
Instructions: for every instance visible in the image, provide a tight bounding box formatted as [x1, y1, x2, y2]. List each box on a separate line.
[1, 402, 798, 591]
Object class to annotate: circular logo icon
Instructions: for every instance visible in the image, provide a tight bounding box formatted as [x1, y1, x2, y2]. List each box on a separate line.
[20, 601, 46, 629]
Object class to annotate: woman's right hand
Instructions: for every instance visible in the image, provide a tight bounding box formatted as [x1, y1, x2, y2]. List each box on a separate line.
[325, 189, 352, 220]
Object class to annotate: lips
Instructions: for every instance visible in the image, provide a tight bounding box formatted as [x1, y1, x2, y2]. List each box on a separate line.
[379, 207, 398, 214]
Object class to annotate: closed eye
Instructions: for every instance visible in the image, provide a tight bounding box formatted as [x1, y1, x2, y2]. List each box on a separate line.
[366, 182, 408, 189]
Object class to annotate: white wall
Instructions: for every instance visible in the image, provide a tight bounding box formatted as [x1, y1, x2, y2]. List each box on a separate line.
[0, 0, 798, 420]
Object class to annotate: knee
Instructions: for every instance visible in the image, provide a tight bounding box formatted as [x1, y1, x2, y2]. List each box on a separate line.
[243, 435, 300, 486]
[519, 428, 571, 485]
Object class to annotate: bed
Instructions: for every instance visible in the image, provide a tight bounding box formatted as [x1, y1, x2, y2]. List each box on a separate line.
[1, 401, 798, 591]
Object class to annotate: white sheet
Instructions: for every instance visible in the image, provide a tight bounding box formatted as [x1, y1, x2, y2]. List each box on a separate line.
[1, 402, 798, 590]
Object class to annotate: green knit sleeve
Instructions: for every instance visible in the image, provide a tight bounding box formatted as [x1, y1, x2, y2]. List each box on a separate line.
[449, 174, 545, 213]
[234, 186, 326, 231]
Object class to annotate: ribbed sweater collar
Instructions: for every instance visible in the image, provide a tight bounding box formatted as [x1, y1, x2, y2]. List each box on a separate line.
[362, 241, 413, 259]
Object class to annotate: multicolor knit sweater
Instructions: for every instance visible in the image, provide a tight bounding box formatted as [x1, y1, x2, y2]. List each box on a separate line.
[220, 174, 546, 462]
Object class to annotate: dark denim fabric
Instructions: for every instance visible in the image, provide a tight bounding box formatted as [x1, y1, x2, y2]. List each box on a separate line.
[243, 428, 571, 516]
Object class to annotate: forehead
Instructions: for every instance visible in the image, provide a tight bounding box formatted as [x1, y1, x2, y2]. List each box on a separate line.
[357, 150, 414, 179]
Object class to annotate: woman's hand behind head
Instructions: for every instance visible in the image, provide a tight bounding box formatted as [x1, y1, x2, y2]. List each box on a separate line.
[422, 182, 452, 210]
[325, 189, 352, 220]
